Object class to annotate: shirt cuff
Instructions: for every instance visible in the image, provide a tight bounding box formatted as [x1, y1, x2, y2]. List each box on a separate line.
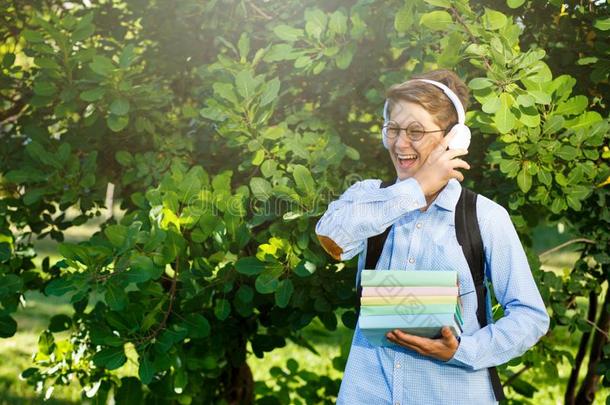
[444, 334, 473, 369]
[386, 178, 427, 210]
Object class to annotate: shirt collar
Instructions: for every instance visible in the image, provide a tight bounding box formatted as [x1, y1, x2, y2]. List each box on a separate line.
[395, 177, 462, 212]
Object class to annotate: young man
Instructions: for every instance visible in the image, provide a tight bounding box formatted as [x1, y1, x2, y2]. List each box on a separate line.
[315, 70, 549, 404]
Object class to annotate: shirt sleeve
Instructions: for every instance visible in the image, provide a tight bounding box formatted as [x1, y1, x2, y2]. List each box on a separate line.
[445, 203, 550, 370]
[315, 178, 427, 261]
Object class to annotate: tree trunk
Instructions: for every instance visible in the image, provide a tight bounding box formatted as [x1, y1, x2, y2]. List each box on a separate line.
[223, 361, 254, 405]
[564, 290, 597, 405]
[574, 284, 610, 405]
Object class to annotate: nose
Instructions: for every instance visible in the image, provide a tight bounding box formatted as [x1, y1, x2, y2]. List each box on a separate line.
[393, 129, 413, 149]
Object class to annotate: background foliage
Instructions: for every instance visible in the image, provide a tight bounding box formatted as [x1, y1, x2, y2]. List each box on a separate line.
[1, 0, 610, 403]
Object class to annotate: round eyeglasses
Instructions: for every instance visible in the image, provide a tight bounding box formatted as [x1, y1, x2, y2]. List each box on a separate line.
[383, 121, 448, 142]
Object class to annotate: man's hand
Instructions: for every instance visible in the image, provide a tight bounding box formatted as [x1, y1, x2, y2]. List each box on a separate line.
[386, 326, 459, 362]
[412, 131, 470, 198]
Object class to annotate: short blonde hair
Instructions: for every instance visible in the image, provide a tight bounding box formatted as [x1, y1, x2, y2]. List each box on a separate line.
[386, 69, 470, 132]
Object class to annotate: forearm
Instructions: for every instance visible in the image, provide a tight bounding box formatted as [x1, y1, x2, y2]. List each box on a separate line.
[446, 304, 549, 370]
[315, 178, 426, 260]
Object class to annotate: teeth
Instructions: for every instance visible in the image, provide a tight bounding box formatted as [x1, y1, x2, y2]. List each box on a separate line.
[397, 154, 417, 160]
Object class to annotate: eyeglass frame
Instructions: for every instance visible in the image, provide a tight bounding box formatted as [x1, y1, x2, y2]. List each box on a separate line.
[382, 121, 449, 142]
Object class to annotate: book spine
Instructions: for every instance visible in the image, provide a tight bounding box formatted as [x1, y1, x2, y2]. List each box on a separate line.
[360, 270, 457, 287]
[361, 286, 459, 297]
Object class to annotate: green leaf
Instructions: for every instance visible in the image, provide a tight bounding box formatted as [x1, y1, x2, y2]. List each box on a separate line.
[22, 29, 45, 43]
[483, 8, 507, 30]
[555, 95, 588, 116]
[419, 11, 452, 31]
[260, 78, 280, 107]
[235, 257, 266, 276]
[33, 81, 57, 96]
[107, 114, 129, 132]
[556, 145, 580, 160]
[237, 33, 250, 59]
[494, 93, 516, 133]
[564, 111, 602, 130]
[80, 88, 106, 102]
[45, 278, 75, 296]
[184, 314, 210, 339]
[516, 94, 535, 107]
[0, 316, 17, 338]
[329, 11, 348, 35]
[119, 44, 136, 68]
[126, 255, 161, 283]
[250, 177, 272, 201]
[394, 4, 414, 32]
[275, 279, 294, 308]
[92, 346, 127, 370]
[304, 8, 327, 39]
[115, 377, 143, 404]
[273, 25, 303, 42]
[49, 314, 72, 332]
[214, 299, 231, 321]
[507, 0, 525, 8]
[139, 356, 155, 384]
[235, 70, 256, 99]
[105, 224, 127, 247]
[90, 55, 115, 76]
[293, 165, 315, 195]
[517, 166, 532, 193]
[537, 170, 552, 186]
[105, 281, 127, 311]
[424, 0, 451, 7]
[335, 47, 354, 70]
[255, 271, 280, 294]
[109, 98, 130, 115]
[468, 78, 493, 90]
[594, 17, 610, 31]
[236, 285, 254, 302]
[499, 159, 520, 177]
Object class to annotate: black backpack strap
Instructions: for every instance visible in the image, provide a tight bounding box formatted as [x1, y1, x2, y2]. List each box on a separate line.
[455, 187, 506, 402]
[355, 179, 394, 317]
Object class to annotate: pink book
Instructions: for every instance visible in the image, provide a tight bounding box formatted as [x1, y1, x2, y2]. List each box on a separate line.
[361, 286, 459, 297]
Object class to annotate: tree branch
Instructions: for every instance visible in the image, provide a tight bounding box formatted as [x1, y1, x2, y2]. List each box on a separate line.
[539, 238, 596, 259]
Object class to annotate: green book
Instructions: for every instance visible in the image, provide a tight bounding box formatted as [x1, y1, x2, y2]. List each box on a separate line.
[360, 270, 457, 287]
[361, 303, 456, 316]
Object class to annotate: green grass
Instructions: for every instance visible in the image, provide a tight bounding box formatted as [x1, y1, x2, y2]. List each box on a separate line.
[1, 220, 608, 403]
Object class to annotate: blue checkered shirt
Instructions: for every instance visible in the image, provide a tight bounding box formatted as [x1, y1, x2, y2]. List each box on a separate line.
[315, 177, 549, 405]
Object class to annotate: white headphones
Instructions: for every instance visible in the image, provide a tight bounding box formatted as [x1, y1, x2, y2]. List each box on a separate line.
[382, 78, 471, 150]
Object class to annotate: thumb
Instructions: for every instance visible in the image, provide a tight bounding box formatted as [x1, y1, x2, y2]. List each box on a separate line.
[441, 326, 454, 341]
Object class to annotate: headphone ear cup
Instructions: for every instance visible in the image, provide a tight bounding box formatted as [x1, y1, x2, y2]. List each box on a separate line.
[447, 123, 471, 150]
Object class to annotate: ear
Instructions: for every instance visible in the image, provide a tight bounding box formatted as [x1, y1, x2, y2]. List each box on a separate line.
[446, 124, 471, 150]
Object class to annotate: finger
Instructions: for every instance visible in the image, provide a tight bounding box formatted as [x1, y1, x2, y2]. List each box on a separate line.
[440, 130, 456, 150]
[442, 148, 469, 161]
[450, 158, 471, 171]
[387, 333, 428, 354]
[392, 329, 434, 350]
[451, 169, 465, 182]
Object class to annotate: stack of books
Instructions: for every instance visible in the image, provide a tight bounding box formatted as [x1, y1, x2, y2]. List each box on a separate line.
[358, 270, 463, 347]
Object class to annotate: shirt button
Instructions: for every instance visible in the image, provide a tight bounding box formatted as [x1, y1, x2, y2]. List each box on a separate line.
[395, 402, 401, 405]
[416, 222, 422, 229]
[408, 257, 415, 264]
[395, 362, 401, 369]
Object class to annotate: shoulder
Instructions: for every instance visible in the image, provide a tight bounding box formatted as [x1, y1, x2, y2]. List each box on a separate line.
[474, 192, 513, 231]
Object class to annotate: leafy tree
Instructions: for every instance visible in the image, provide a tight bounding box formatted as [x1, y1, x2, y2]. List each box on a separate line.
[1, 0, 609, 403]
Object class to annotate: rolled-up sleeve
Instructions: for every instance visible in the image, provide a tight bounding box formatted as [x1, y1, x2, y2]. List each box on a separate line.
[315, 178, 427, 261]
[445, 203, 550, 370]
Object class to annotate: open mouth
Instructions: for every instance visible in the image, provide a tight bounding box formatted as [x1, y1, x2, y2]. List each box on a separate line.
[397, 153, 418, 168]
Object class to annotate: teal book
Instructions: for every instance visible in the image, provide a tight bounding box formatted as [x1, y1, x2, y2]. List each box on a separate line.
[360, 270, 457, 287]
[359, 313, 463, 347]
[360, 303, 458, 317]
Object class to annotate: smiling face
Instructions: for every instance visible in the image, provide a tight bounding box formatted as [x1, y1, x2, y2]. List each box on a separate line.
[386, 100, 445, 180]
